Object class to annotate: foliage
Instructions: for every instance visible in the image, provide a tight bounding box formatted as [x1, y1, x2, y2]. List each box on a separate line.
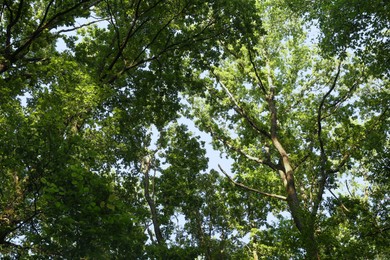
[286, 0, 390, 78]
[0, 0, 388, 259]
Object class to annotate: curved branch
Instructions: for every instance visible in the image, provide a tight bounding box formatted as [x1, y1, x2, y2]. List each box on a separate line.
[218, 165, 287, 201]
[312, 61, 342, 217]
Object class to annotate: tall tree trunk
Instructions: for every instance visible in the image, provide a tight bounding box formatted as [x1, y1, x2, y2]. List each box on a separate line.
[141, 155, 164, 245]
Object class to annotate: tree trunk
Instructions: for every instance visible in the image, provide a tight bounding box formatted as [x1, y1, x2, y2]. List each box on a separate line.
[141, 155, 165, 245]
[277, 157, 320, 259]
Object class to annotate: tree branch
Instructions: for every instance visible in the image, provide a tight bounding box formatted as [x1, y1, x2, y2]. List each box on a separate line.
[38, 0, 54, 29]
[4, 0, 24, 54]
[248, 48, 267, 94]
[328, 188, 350, 212]
[105, 0, 145, 73]
[218, 165, 287, 201]
[328, 152, 350, 174]
[212, 71, 271, 139]
[292, 153, 311, 171]
[54, 19, 107, 34]
[317, 62, 342, 161]
[208, 126, 280, 171]
[312, 61, 342, 217]
[1, 0, 102, 74]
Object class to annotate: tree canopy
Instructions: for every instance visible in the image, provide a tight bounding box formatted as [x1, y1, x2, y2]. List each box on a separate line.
[1, 0, 388, 259]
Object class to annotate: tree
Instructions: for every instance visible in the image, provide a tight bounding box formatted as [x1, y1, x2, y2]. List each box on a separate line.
[0, 0, 262, 258]
[1, 0, 388, 259]
[185, 0, 389, 258]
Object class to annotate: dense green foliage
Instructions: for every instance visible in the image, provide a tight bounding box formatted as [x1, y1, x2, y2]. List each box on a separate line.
[1, 0, 388, 259]
[287, 0, 390, 78]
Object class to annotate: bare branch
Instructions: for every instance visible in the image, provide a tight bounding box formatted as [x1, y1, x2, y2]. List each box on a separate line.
[218, 165, 287, 201]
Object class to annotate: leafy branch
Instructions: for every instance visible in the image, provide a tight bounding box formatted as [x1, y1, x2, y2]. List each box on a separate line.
[218, 165, 287, 201]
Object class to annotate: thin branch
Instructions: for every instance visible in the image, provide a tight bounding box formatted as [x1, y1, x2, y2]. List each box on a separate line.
[208, 126, 280, 171]
[328, 188, 350, 212]
[248, 48, 267, 94]
[105, 0, 166, 74]
[54, 19, 107, 34]
[325, 82, 358, 114]
[328, 152, 350, 174]
[292, 153, 311, 171]
[0, 240, 23, 248]
[312, 61, 342, 216]
[362, 226, 390, 238]
[212, 71, 271, 139]
[13, 0, 102, 58]
[105, 0, 144, 72]
[1, 209, 42, 243]
[38, 0, 54, 29]
[107, 18, 218, 83]
[218, 165, 287, 201]
[345, 180, 353, 197]
[125, 15, 176, 69]
[317, 62, 342, 162]
[5, 0, 24, 54]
